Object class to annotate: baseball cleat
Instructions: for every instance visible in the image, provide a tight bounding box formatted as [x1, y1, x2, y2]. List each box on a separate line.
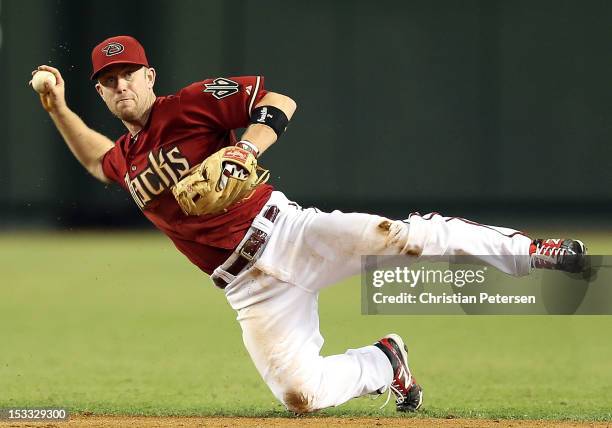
[530, 238, 587, 273]
[374, 333, 423, 412]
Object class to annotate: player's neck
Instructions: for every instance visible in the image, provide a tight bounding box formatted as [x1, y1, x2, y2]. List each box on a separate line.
[122, 93, 156, 136]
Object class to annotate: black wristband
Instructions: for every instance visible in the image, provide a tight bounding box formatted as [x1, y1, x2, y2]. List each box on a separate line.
[249, 106, 289, 138]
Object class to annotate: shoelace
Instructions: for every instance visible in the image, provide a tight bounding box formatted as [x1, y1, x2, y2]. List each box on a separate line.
[377, 383, 406, 409]
[532, 242, 572, 266]
[537, 246, 567, 258]
[375, 371, 411, 410]
[377, 387, 393, 409]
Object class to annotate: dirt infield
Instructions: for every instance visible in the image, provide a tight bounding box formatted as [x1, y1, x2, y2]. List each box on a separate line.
[1, 416, 611, 427]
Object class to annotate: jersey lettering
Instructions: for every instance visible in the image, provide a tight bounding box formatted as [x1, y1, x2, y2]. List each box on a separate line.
[125, 146, 190, 209]
[166, 147, 190, 175]
[140, 167, 165, 196]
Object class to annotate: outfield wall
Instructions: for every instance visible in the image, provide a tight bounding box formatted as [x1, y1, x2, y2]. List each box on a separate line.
[1, 0, 610, 227]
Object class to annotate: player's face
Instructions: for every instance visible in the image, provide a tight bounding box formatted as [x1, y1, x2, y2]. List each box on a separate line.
[95, 64, 156, 122]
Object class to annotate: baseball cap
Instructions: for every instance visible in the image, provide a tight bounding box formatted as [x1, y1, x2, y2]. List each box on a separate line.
[90, 35, 149, 80]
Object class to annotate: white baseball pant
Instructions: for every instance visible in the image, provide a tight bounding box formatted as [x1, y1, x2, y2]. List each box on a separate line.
[217, 191, 532, 412]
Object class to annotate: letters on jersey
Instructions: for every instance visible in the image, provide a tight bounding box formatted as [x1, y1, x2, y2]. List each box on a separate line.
[125, 146, 190, 209]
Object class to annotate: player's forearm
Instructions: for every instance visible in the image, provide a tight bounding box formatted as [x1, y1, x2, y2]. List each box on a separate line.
[241, 92, 297, 155]
[49, 107, 114, 180]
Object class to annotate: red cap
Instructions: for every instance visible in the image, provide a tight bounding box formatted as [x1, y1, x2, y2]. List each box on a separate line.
[90, 35, 149, 80]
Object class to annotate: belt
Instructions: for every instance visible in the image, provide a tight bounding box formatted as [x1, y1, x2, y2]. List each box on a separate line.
[212, 205, 279, 289]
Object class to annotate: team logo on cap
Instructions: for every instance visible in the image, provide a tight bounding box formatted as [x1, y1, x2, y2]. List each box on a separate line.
[102, 42, 125, 56]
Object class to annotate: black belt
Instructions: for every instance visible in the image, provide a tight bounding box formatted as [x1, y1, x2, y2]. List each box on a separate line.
[212, 205, 279, 289]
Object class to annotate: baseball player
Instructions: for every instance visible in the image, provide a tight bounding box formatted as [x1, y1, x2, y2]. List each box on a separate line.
[31, 35, 587, 414]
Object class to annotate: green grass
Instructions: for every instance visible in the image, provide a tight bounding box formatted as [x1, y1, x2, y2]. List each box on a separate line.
[0, 231, 611, 420]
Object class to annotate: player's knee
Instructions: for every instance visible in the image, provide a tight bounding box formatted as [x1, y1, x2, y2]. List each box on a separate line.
[376, 219, 420, 256]
[282, 389, 317, 414]
[279, 383, 318, 414]
[406, 212, 449, 255]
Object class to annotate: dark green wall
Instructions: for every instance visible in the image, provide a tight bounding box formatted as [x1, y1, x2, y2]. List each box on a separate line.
[1, 0, 610, 228]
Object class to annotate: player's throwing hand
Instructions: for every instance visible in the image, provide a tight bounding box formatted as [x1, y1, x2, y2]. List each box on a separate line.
[30, 65, 66, 113]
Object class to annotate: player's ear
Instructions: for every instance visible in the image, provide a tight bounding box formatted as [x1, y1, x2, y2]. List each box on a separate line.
[145, 67, 156, 89]
[95, 82, 104, 97]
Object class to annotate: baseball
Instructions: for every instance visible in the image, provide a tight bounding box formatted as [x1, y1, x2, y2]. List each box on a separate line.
[31, 70, 57, 93]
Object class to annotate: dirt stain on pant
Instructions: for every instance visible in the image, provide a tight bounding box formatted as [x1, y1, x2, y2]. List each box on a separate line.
[377, 220, 422, 256]
[283, 390, 313, 414]
[377, 220, 392, 232]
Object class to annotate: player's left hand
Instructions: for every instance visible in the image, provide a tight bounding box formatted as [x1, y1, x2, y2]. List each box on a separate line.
[172, 146, 269, 216]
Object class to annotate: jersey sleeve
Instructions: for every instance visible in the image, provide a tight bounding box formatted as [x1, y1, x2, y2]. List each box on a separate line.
[101, 143, 124, 184]
[178, 76, 267, 131]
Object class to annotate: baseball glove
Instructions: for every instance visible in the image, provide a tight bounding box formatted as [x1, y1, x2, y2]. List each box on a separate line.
[172, 146, 269, 216]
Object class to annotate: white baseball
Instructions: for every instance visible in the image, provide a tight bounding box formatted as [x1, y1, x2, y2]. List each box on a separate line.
[31, 70, 57, 93]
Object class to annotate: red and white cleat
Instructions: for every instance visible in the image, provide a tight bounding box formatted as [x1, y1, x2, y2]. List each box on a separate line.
[530, 239, 587, 273]
[374, 334, 423, 412]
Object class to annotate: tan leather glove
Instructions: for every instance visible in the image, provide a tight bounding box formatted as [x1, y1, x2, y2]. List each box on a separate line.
[172, 146, 269, 216]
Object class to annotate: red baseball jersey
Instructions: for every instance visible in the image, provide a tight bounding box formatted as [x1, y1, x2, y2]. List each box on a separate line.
[101, 76, 273, 274]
